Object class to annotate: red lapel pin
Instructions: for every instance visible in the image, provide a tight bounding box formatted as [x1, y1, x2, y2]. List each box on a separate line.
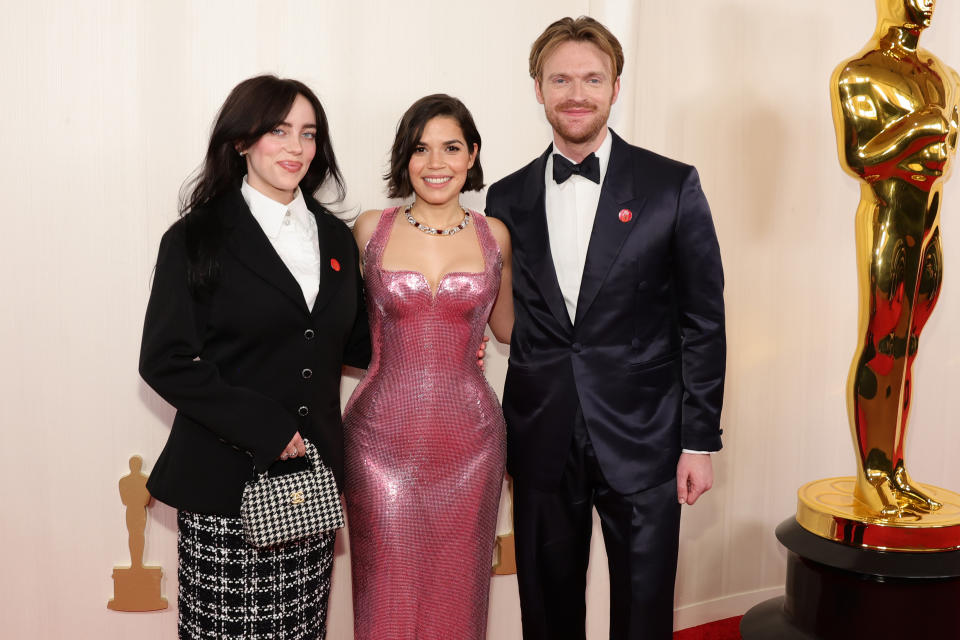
[330, 258, 341, 272]
[618, 209, 632, 223]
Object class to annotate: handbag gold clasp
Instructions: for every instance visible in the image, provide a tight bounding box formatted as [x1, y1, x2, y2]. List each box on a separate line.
[291, 490, 305, 505]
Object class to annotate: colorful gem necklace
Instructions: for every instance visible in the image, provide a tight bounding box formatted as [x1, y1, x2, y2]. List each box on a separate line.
[404, 205, 471, 236]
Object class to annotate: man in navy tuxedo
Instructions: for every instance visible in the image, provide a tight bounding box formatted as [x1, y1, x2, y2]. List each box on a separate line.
[486, 16, 726, 639]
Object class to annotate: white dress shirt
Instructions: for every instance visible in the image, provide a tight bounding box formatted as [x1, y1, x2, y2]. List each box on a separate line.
[241, 176, 321, 310]
[545, 129, 613, 323]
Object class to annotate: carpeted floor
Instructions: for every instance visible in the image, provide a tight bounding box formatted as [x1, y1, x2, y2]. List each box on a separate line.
[673, 615, 743, 639]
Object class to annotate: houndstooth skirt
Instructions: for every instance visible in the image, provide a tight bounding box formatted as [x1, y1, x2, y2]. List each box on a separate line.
[177, 511, 335, 640]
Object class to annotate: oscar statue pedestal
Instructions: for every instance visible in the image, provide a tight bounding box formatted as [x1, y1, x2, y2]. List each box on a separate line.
[740, 518, 960, 639]
[107, 566, 167, 612]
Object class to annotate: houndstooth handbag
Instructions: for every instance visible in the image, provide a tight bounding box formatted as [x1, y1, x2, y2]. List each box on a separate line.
[240, 439, 344, 548]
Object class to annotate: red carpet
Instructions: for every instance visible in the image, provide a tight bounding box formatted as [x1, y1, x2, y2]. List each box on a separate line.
[673, 615, 743, 639]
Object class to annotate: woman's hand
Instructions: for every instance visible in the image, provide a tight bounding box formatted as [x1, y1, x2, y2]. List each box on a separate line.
[279, 431, 305, 460]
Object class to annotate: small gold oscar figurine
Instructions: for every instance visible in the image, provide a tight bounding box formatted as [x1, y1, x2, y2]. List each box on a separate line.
[797, 0, 960, 551]
[107, 455, 167, 611]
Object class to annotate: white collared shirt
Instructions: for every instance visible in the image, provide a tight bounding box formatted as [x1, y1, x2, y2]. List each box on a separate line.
[241, 176, 321, 310]
[544, 129, 613, 323]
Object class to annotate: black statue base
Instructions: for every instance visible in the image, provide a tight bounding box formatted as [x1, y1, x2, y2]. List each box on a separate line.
[740, 518, 960, 640]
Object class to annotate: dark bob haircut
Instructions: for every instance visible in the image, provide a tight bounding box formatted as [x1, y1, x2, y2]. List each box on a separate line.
[180, 74, 344, 215]
[386, 94, 483, 199]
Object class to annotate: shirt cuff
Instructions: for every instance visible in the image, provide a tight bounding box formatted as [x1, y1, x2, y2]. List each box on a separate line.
[682, 449, 712, 454]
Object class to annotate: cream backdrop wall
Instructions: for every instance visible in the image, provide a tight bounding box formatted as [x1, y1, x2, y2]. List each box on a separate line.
[1, 0, 959, 638]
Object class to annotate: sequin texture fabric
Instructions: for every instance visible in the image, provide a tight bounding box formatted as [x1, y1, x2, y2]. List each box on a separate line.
[343, 207, 507, 639]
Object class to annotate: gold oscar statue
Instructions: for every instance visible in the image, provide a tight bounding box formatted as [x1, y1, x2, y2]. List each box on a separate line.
[107, 455, 168, 611]
[797, 0, 960, 551]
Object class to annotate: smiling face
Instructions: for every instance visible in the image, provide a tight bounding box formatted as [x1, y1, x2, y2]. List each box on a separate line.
[243, 93, 317, 204]
[407, 116, 478, 207]
[536, 39, 620, 153]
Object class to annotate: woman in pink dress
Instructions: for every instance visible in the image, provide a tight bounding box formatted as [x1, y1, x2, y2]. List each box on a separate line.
[343, 94, 513, 639]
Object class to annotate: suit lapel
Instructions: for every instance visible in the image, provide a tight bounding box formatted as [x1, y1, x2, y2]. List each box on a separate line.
[309, 202, 346, 316]
[519, 147, 574, 335]
[574, 132, 647, 326]
[221, 189, 311, 315]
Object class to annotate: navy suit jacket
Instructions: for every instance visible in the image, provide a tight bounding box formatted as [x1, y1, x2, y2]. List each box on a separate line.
[139, 188, 370, 516]
[485, 131, 725, 494]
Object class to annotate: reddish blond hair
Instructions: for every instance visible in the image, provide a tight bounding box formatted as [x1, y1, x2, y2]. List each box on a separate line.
[529, 16, 624, 82]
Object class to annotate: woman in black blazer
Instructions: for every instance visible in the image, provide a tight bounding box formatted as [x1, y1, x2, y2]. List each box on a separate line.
[139, 75, 369, 640]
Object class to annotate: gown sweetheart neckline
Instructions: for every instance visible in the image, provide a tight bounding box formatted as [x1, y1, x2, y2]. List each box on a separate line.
[376, 267, 486, 300]
[371, 206, 496, 300]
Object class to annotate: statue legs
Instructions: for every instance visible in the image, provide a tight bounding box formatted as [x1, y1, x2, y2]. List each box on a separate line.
[848, 198, 943, 516]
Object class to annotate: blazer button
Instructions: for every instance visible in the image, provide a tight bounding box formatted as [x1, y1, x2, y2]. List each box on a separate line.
[301, 368, 313, 379]
[298, 405, 309, 416]
[304, 329, 315, 340]
[571, 342, 582, 353]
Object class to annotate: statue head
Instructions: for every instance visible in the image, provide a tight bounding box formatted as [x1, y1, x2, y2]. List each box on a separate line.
[129, 455, 142, 473]
[876, 0, 935, 30]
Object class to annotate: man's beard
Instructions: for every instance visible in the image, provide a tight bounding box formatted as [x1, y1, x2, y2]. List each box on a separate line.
[546, 100, 610, 146]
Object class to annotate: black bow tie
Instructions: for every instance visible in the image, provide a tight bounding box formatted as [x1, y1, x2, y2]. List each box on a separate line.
[552, 153, 600, 184]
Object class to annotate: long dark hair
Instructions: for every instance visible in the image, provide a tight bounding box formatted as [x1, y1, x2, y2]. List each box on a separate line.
[179, 75, 344, 294]
[386, 94, 483, 199]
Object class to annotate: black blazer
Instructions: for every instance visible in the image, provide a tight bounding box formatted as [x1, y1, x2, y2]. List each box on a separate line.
[486, 131, 725, 494]
[139, 188, 370, 516]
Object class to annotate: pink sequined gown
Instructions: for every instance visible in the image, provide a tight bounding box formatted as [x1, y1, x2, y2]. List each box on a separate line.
[343, 207, 506, 639]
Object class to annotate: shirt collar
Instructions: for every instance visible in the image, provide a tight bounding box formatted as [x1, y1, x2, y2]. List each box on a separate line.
[548, 128, 613, 184]
[241, 176, 312, 239]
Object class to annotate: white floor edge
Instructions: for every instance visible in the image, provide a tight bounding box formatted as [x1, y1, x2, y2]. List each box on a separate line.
[674, 586, 785, 631]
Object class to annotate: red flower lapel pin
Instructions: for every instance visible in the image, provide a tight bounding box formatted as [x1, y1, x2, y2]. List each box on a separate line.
[618, 209, 633, 223]
[330, 258, 341, 272]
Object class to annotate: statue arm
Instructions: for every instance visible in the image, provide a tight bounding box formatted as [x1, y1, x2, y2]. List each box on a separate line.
[857, 106, 949, 164]
[837, 71, 949, 170]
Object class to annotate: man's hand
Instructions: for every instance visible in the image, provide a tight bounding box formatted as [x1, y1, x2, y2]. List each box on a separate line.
[677, 453, 713, 505]
[476, 335, 490, 371]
